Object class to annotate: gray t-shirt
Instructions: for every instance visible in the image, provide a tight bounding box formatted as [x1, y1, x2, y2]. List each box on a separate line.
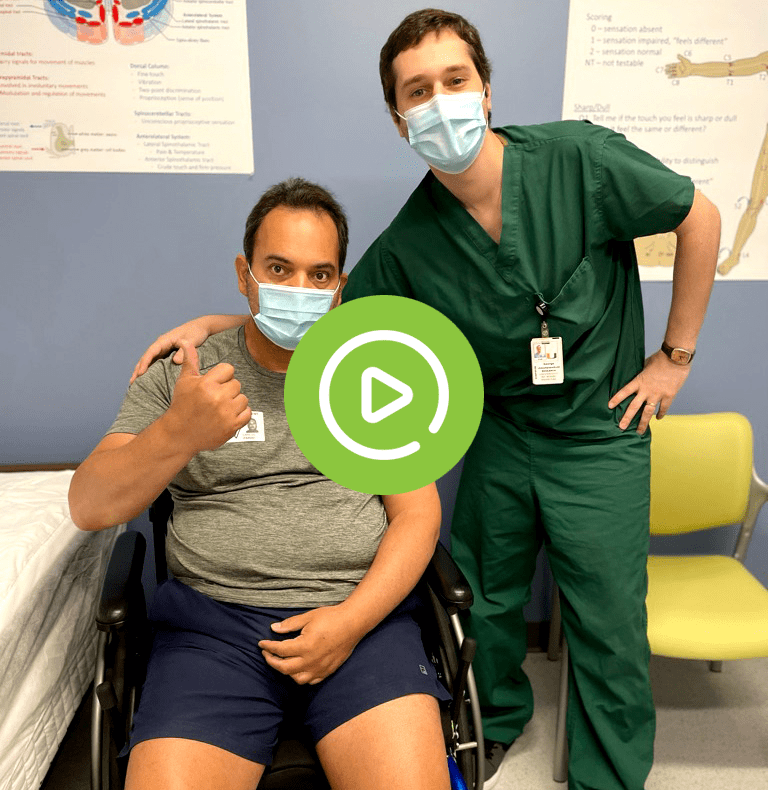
[108, 326, 388, 608]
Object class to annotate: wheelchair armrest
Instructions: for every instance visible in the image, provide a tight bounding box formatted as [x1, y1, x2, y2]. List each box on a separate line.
[96, 530, 147, 632]
[425, 540, 473, 611]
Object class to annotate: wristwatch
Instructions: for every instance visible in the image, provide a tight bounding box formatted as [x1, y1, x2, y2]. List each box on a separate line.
[661, 341, 696, 365]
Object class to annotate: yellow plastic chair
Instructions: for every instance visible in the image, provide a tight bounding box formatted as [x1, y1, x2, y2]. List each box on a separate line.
[550, 412, 768, 782]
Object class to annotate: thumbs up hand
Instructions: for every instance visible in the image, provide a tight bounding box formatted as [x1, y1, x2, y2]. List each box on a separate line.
[168, 342, 251, 454]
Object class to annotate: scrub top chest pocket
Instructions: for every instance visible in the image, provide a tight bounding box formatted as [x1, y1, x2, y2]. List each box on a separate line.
[530, 256, 604, 385]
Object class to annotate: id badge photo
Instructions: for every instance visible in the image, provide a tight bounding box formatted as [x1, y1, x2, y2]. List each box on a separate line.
[531, 337, 564, 385]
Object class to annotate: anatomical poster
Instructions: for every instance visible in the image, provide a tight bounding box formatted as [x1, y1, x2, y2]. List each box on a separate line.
[0, 0, 253, 174]
[563, 0, 768, 281]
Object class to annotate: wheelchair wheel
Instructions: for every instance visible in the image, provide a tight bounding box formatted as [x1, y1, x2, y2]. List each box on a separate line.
[423, 587, 482, 790]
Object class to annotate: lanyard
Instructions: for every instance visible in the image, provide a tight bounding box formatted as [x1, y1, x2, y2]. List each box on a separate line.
[535, 298, 550, 338]
[531, 297, 563, 385]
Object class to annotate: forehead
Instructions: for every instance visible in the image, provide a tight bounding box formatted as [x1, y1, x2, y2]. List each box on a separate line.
[253, 206, 339, 268]
[392, 29, 478, 86]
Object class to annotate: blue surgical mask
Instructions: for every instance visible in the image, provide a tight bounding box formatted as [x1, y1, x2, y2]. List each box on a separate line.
[398, 90, 487, 174]
[248, 268, 339, 350]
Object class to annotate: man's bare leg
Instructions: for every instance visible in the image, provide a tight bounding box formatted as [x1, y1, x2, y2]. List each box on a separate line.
[316, 694, 450, 790]
[125, 738, 265, 790]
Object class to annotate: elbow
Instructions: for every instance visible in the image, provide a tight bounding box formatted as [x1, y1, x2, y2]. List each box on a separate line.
[68, 489, 99, 531]
[68, 476, 86, 530]
[68, 475, 113, 531]
[427, 502, 442, 551]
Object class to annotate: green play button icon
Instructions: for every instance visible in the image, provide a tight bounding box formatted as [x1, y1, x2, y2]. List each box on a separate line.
[284, 295, 484, 494]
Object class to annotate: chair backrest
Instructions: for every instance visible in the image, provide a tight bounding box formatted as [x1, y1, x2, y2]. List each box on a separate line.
[148, 488, 173, 583]
[649, 412, 753, 535]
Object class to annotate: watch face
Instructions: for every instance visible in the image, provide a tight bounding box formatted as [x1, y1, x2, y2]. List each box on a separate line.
[670, 348, 691, 364]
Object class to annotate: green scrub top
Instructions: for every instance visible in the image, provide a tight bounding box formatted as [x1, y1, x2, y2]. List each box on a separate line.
[344, 121, 695, 438]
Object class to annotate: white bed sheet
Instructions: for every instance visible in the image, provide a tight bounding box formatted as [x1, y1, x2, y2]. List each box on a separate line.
[0, 470, 124, 790]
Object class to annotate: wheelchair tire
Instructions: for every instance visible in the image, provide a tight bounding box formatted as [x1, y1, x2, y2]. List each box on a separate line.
[424, 587, 480, 790]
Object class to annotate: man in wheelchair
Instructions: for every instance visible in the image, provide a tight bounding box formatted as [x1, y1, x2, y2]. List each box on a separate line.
[69, 177, 454, 790]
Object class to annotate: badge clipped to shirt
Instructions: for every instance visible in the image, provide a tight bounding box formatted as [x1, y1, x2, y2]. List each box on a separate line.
[227, 411, 265, 442]
[531, 299, 564, 385]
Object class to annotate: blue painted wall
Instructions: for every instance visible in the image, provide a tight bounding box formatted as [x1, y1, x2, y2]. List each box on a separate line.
[2, 0, 766, 616]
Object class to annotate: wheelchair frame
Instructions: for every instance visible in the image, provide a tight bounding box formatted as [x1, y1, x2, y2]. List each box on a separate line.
[91, 491, 484, 789]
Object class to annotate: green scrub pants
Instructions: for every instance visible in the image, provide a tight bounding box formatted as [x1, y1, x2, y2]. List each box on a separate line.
[451, 410, 654, 790]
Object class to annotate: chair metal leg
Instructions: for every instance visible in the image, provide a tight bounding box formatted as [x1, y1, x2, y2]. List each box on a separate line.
[548, 582, 562, 661]
[553, 640, 569, 783]
[709, 660, 723, 673]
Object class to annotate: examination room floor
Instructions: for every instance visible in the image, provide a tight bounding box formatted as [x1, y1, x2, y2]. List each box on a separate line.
[42, 653, 768, 790]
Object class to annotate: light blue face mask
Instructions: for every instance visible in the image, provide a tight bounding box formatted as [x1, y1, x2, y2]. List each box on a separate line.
[398, 90, 487, 174]
[248, 267, 339, 350]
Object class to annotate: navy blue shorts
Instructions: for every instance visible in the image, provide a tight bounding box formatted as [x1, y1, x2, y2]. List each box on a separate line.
[125, 579, 450, 766]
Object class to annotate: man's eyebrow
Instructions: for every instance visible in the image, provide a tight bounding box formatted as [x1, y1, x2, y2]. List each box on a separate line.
[400, 64, 471, 90]
[265, 255, 337, 271]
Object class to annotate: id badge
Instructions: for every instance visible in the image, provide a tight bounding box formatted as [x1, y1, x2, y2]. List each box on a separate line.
[531, 337, 564, 385]
[227, 411, 265, 442]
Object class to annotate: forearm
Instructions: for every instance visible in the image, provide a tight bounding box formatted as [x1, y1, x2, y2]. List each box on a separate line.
[685, 52, 768, 78]
[338, 505, 441, 636]
[258, 485, 441, 684]
[666, 190, 720, 348]
[69, 416, 194, 530]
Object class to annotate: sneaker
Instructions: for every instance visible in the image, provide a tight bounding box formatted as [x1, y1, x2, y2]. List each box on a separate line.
[483, 739, 510, 788]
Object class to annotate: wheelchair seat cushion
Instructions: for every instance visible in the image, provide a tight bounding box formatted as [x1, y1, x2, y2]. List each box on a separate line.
[121, 579, 450, 766]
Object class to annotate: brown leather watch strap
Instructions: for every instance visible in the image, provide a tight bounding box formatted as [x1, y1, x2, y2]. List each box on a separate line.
[661, 342, 696, 364]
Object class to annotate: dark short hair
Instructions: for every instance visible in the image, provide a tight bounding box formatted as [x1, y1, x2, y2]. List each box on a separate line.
[380, 8, 492, 115]
[243, 177, 349, 272]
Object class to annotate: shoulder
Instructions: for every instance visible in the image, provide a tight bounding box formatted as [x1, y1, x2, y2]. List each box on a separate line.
[497, 120, 614, 148]
[499, 121, 678, 181]
[496, 122, 620, 178]
[195, 325, 243, 374]
[378, 174, 435, 239]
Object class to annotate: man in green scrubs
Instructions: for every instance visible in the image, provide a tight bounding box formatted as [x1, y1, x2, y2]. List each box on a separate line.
[131, 10, 720, 790]
[340, 10, 720, 790]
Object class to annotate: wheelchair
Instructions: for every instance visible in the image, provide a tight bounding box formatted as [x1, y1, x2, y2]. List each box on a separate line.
[91, 490, 485, 789]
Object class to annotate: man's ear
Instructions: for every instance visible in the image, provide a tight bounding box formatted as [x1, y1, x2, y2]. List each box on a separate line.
[389, 106, 409, 140]
[235, 254, 250, 297]
[332, 273, 349, 308]
[485, 83, 492, 115]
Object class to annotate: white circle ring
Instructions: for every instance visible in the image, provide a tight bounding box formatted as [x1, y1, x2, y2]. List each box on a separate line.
[318, 330, 449, 461]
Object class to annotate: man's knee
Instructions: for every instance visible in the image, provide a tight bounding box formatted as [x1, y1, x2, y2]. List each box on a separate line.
[125, 738, 265, 790]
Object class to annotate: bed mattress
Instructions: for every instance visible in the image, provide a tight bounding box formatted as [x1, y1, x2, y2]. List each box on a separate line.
[0, 470, 123, 790]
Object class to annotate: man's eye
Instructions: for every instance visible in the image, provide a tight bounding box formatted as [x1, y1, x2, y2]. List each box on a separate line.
[450, 77, 466, 86]
[410, 87, 425, 98]
[271, 264, 284, 274]
[315, 272, 329, 282]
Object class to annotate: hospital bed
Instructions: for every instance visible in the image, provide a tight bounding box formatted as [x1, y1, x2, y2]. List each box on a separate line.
[0, 466, 123, 790]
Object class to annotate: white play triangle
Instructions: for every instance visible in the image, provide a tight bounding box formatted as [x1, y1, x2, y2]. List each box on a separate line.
[361, 366, 413, 424]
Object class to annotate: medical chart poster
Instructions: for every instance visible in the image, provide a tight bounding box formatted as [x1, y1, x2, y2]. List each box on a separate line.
[562, 0, 768, 281]
[0, 0, 253, 174]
